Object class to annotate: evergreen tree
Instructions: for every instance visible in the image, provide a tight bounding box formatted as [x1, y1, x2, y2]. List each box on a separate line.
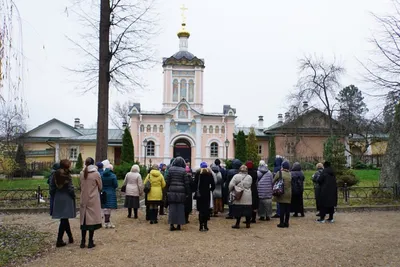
[14, 143, 27, 176]
[76, 153, 83, 170]
[246, 127, 260, 166]
[336, 85, 368, 134]
[268, 136, 276, 168]
[121, 127, 134, 164]
[323, 136, 346, 175]
[235, 130, 247, 163]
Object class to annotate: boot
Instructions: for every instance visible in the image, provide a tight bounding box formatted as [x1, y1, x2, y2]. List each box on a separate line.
[87, 230, 95, 249]
[198, 214, 203, 231]
[277, 214, 285, 228]
[127, 208, 132, 218]
[170, 224, 176, 231]
[176, 225, 181, 231]
[232, 217, 240, 229]
[284, 213, 290, 228]
[185, 213, 190, 224]
[134, 208, 138, 219]
[251, 211, 257, 223]
[204, 219, 209, 231]
[56, 220, 66, 247]
[65, 220, 74, 244]
[80, 230, 87, 249]
[245, 217, 251, 228]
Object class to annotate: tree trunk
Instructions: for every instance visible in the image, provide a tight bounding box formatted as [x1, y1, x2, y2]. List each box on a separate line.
[380, 103, 400, 187]
[95, 0, 111, 162]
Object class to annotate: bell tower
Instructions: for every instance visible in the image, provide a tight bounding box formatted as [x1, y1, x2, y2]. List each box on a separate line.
[161, 5, 205, 113]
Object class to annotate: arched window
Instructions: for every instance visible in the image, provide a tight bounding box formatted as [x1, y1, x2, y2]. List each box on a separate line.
[173, 79, 179, 102]
[178, 105, 188, 119]
[159, 125, 164, 133]
[180, 79, 187, 99]
[221, 126, 225, 134]
[140, 125, 145, 132]
[188, 79, 194, 102]
[49, 129, 61, 135]
[203, 126, 207, 133]
[153, 125, 157, 133]
[209, 126, 213, 134]
[146, 125, 151, 132]
[210, 142, 218, 157]
[215, 126, 219, 134]
[146, 141, 155, 156]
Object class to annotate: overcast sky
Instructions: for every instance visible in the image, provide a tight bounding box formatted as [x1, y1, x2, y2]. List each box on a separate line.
[10, 0, 393, 130]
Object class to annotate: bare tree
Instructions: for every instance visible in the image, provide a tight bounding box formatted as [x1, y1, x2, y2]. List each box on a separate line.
[110, 100, 133, 129]
[295, 55, 345, 136]
[0, 103, 26, 158]
[67, 0, 158, 161]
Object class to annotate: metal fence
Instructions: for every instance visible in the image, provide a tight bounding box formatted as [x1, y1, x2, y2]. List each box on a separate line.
[0, 186, 126, 208]
[1, 183, 399, 208]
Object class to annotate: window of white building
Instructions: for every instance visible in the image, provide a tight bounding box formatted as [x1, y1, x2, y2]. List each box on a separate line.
[69, 146, 78, 161]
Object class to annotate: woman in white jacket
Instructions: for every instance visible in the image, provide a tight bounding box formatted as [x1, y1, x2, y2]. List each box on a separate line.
[123, 165, 143, 218]
[229, 165, 252, 229]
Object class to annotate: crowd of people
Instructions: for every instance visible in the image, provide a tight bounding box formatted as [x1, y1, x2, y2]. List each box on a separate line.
[47, 155, 338, 249]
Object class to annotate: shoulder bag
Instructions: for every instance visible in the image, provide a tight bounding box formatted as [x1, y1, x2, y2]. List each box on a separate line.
[144, 175, 151, 194]
[272, 171, 284, 196]
[229, 175, 246, 204]
[193, 175, 201, 200]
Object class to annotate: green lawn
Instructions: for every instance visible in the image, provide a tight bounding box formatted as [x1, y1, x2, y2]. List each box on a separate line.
[0, 177, 125, 190]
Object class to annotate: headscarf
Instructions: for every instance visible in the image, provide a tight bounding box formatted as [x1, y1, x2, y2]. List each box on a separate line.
[55, 159, 71, 189]
[239, 165, 248, 173]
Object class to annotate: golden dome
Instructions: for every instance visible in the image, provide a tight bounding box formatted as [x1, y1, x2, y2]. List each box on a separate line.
[177, 23, 190, 38]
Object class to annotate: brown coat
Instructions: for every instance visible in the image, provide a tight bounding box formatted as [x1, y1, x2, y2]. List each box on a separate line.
[272, 170, 292, 204]
[80, 165, 102, 226]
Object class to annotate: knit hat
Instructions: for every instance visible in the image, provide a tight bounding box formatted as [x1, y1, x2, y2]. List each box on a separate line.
[281, 161, 290, 170]
[52, 163, 60, 170]
[96, 162, 104, 169]
[152, 164, 159, 170]
[102, 159, 111, 169]
[214, 159, 221, 166]
[200, 162, 208, 168]
[245, 161, 254, 170]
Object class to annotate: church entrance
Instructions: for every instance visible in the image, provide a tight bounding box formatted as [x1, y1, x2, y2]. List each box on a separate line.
[173, 139, 191, 164]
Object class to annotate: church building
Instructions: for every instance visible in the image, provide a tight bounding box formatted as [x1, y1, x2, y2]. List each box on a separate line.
[128, 16, 236, 167]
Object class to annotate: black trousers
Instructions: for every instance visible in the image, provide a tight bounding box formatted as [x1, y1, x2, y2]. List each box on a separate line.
[279, 203, 290, 225]
[320, 206, 334, 220]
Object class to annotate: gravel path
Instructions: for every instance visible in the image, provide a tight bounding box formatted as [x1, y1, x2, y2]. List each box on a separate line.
[1, 210, 400, 267]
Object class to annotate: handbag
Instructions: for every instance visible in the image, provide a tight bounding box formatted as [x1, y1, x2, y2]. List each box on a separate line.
[144, 175, 151, 194]
[228, 175, 246, 204]
[100, 191, 107, 205]
[193, 175, 201, 200]
[121, 185, 126, 193]
[272, 171, 285, 196]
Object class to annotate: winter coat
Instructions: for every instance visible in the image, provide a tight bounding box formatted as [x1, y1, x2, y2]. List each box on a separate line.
[273, 157, 284, 174]
[229, 172, 253, 206]
[248, 168, 259, 209]
[223, 159, 242, 204]
[317, 167, 338, 208]
[143, 170, 166, 201]
[166, 158, 191, 204]
[312, 168, 324, 206]
[51, 169, 76, 219]
[257, 165, 273, 199]
[291, 163, 305, 195]
[211, 164, 223, 199]
[101, 169, 118, 209]
[123, 170, 143, 197]
[272, 170, 292, 204]
[194, 168, 216, 213]
[80, 165, 102, 226]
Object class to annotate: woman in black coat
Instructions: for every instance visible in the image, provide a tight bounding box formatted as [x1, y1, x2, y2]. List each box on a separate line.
[290, 162, 305, 217]
[166, 157, 191, 231]
[194, 164, 215, 232]
[316, 161, 338, 223]
[245, 161, 259, 223]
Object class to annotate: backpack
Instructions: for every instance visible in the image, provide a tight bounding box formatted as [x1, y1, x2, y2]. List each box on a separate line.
[272, 171, 284, 197]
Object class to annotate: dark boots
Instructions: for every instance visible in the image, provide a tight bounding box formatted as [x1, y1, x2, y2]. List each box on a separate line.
[56, 219, 73, 247]
[128, 208, 132, 218]
[198, 214, 209, 232]
[232, 217, 241, 229]
[185, 212, 190, 224]
[88, 230, 95, 248]
[134, 208, 138, 219]
[251, 211, 257, 223]
[80, 230, 87, 248]
[149, 209, 158, 224]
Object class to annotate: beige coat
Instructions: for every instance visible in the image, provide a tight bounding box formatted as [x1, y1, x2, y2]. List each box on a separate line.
[123, 170, 143, 197]
[80, 165, 102, 226]
[229, 172, 253, 206]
